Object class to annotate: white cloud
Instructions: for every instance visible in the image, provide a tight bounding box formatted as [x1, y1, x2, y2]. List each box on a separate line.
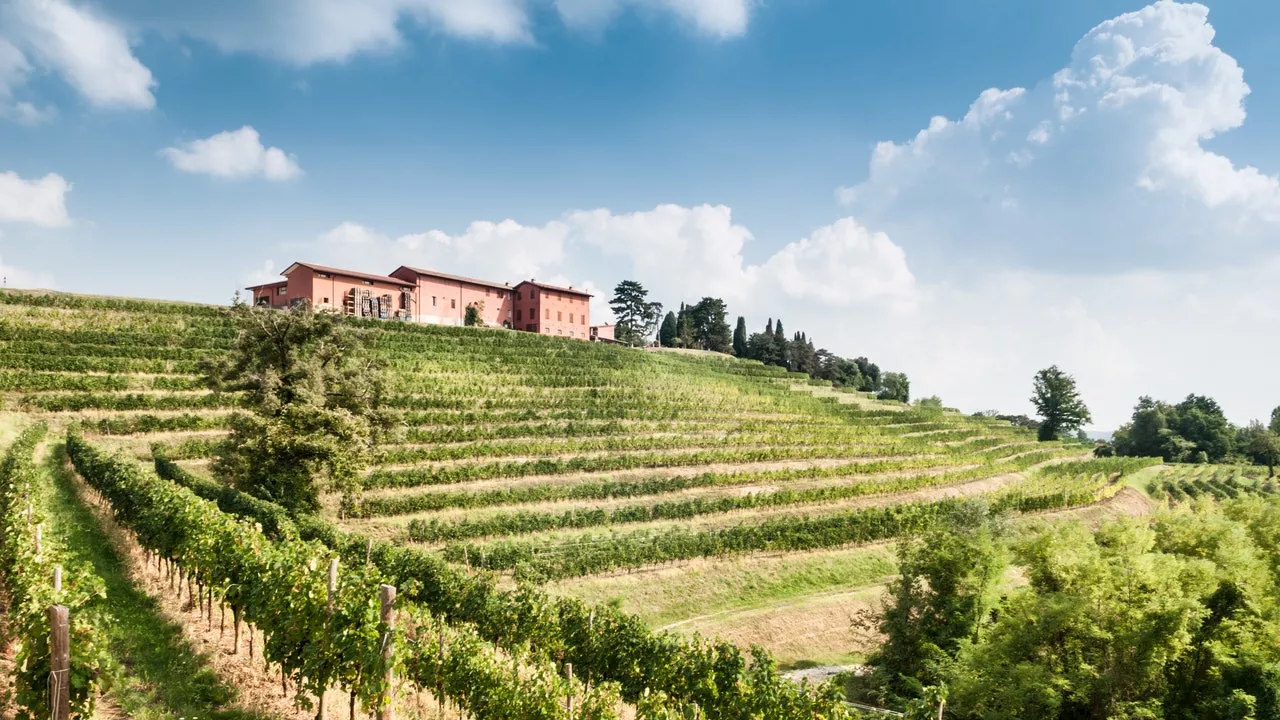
[554, 0, 751, 37]
[1, 0, 155, 110]
[0, 253, 55, 289]
[836, 0, 1280, 273]
[161, 127, 303, 181]
[0, 171, 71, 227]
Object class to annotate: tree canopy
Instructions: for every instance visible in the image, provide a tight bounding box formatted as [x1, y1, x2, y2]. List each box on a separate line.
[1030, 366, 1092, 441]
[609, 280, 663, 346]
[200, 303, 390, 512]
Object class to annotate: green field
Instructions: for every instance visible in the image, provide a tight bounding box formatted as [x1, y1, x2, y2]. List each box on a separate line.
[0, 290, 1153, 718]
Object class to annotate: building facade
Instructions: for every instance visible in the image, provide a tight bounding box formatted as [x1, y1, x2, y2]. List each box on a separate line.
[389, 266, 515, 326]
[248, 261, 600, 339]
[513, 280, 592, 339]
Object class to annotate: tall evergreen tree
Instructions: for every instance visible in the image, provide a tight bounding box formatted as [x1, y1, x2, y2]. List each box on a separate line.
[659, 311, 678, 348]
[765, 318, 773, 336]
[608, 280, 663, 347]
[732, 316, 748, 357]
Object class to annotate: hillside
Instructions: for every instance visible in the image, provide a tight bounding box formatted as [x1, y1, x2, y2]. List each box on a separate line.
[0, 290, 1139, 718]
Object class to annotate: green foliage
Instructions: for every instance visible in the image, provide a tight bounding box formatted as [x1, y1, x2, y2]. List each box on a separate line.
[0, 425, 111, 719]
[202, 304, 390, 512]
[1113, 395, 1251, 465]
[464, 302, 483, 327]
[609, 280, 663, 346]
[732, 316, 748, 356]
[658, 311, 677, 347]
[863, 501, 1280, 720]
[71, 431, 613, 720]
[1030, 365, 1092, 441]
[855, 506, 1007, 705]
[878, 372, 910, 403]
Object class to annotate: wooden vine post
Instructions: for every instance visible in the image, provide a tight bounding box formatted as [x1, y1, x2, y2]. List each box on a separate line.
[378, 584, 396, 720]
[53, 565, 62, 592]
[318, 558, 338, 720]
[49, 604, 70, 720]
[565, 663, 575, 718]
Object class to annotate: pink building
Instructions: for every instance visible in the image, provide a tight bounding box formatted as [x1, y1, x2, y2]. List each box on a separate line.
[247, 261, 595, 338]
[512, 280, 593, 339]
[389, 266, 515, 327]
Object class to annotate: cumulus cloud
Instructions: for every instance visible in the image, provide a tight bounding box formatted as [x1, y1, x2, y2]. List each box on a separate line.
[0, 171, 71, 227]
[836, 0, 1280, 274]
[0, 0, 155, 111]
[161, 127, 303, 181]
[265, 206, 914, 344]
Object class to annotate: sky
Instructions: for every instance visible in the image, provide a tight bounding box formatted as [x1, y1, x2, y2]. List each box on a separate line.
[1, 0, 1279, 430]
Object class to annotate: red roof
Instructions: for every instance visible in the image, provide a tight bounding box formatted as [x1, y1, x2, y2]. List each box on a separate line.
[394, 266, 512, 292]
[516, 279, 593, 298]
[284, 262, 414, 288]
[244, 280, 287, 290]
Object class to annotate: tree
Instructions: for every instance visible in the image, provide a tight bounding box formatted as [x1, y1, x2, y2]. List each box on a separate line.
[201, 304, 389, 512]
[658, 311, 678, 348]
[686, 297, 732, 353]
[464, 302, 483, 327]
[858, 503, 1006, 706]
[1173, 394, 1234, 462]
[1271, 406, 1280, 435]
[1240, 421, 1280, 476]
[732, 316, 748, 357]
[879, 372, 910, 403]
[1030, 365, 1092, 441]
[609, 280, 663, 347]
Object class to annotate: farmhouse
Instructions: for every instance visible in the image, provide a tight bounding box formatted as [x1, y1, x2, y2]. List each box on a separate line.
[247, 261, 597, 339]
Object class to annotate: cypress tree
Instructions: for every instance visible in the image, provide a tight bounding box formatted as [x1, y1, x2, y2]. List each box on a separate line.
[732, 316, 748, 357]
[765, 318, 773, 335]
[659, 311, 678, 347]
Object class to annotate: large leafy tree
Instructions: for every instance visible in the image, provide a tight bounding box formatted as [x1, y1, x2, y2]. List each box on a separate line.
[857, 504, 1007, 706]
[878, 372, 910, 403]
[609, 280, 663, 346]
[200, 304, 390, 512]
[1271, 406, 1280, 435]
[1030, 365, 1092, 441]
[686, 297, 732, 353]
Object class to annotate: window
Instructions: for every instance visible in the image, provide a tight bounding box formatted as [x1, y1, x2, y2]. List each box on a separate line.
[516, 309, 522, 321]
[544, 309, 550, 320]
[527, 323, 538, 332]
[557, 311, 562, 321]
[432, 296, 437, 306]
[557, 329, 563, 335]
[516, 291, 522, 300]
[498, 291, 506, 299]
[570, 331, 575, 338]
[362, 280, 373, 286]
[569, 313, 574, 323]
[531, 291, 537, 300]
[506, 310, 512, 318]
[485, 288, 491, 296]
[317, 272, 331, 279]
[323, 297, 329, 304]
[451, 299, 456, 309]
[277, 287, 286, 295]
[581, 315, 586, 325]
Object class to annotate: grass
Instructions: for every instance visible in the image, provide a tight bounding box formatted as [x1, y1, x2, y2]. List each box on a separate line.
[40, 441, 271, 720]
[548, 544, 898, 628]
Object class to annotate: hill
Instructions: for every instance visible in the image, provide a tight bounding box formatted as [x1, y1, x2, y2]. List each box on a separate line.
[0, 290, 1139, 718]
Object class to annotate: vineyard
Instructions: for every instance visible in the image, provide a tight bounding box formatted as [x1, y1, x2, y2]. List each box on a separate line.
[0, 290, 1143, 719]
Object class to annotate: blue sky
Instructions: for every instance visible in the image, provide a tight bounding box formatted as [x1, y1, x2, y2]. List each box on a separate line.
[2, 0, 1279, 429]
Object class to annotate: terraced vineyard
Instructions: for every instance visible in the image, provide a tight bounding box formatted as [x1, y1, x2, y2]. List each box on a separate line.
[1147, 464, 1278, 502]
[0, 290, 1132, 719]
